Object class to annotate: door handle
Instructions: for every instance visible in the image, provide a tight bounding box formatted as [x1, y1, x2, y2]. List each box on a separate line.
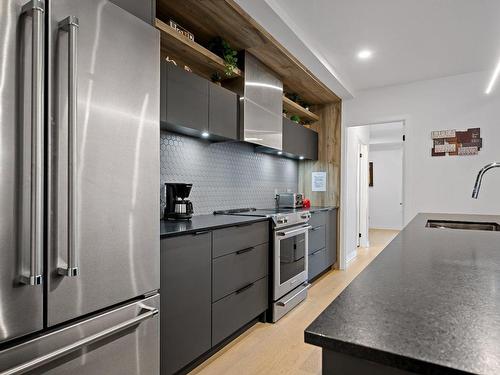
[276, 283, 310, 306]
[276, 225, 311, 237]
[0, 305, 158, 375]
[19, 0, 45, 286]
[57, 16, 80, 278]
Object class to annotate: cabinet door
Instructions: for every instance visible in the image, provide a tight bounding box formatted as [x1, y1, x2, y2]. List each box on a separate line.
[162, 63, 209, 134]
[109, 0, 155, 24]
[209, 83, 238, 140]
[282, 118, 318, 160]
[327, 209, 338, 266]
[160, 233, 211, 374]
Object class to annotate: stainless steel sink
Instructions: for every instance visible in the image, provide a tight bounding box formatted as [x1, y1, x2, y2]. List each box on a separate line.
[426, 220, 500, 231]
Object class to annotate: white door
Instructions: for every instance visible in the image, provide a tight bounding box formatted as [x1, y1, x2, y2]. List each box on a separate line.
[368, 144, 404, 230]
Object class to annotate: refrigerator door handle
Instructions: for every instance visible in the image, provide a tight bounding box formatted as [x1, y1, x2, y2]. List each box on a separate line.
[57, 16, 80, 278]
[19, 0, 45, 286]
[0, 305, 158, 375]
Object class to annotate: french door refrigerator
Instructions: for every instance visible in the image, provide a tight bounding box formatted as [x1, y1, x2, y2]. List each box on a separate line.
[0, 0, 160, 373]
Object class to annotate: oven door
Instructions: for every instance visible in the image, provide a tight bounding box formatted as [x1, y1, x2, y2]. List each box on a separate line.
[274, 225, 310, 300]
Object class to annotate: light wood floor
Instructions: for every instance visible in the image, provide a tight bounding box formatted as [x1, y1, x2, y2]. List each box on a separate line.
[190, 229, 399, 375]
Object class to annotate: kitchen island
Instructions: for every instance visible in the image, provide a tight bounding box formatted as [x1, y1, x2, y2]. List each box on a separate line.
[305, 213, 500, 374]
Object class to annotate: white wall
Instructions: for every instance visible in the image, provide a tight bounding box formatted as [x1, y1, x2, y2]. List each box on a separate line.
[343, 70, 500, 224]
[344, 126, 370, 262]
[340, 70, 500, 268]
[369, 143, 404, 229]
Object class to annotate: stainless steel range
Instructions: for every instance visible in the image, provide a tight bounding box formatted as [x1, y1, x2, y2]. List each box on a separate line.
[214, 208, 311, 321]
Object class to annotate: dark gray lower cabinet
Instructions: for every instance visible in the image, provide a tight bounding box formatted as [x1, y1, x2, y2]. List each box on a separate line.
[308, 209, 338, 280]
[160, 233, 212, 375]
[160, 221, 269, 374]
[212, 243, 268, 302]
[212, 277, 268, 345]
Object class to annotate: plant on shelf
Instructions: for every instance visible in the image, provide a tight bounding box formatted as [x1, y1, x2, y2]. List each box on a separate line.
[290, 115, 301, 123]
[211, 72, 223, 86]
[208, 37, 238, 77]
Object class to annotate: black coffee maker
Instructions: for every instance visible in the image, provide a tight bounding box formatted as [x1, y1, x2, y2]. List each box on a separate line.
[164, 183, 194, 220]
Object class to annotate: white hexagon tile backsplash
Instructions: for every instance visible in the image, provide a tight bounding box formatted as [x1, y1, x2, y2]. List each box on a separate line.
[160, 131, 298, 215]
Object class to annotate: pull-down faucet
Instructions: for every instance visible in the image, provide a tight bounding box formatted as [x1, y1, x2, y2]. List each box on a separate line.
[472, 162, 500, 198]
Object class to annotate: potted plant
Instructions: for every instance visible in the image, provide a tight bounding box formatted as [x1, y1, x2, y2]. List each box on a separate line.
[208, 37, 239, 77]
[211, 72, 223, 86]
[290, 115, 301, 124]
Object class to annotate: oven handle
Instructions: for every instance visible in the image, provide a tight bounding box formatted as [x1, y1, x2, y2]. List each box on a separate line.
[276, 225, 311, 238]
[277, 283, 310, 306]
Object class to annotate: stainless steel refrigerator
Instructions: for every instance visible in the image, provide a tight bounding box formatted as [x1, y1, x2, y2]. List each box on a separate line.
[0, 0, 160, 373]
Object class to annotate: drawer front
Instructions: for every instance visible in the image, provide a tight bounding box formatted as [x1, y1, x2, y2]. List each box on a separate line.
[308, 211, 327, 228]
[308, 247, 330, 280]
[213, 243, 268, 302]
[308, 224, 326, 254]
[213, 221, 269, 258]
[212, 277, 268, 345]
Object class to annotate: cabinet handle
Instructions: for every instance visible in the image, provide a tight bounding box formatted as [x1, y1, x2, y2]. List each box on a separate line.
[19, 0, 45, 286]
[57, 16, 80, 278]
[236, 247, 254, 255]
[236, 223, 253, 228]
[310, 248, 323, 256]
[310, 226, 322, 232]
[193, 230, 210, 236]
[235, 283, 254, 294]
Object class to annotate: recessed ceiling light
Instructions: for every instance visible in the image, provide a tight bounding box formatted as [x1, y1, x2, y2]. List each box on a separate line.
[485, 59, 500, 94]
[201, 131, 209, 138]
[357, 49, 373, 60]
[299, 156, 304, 160]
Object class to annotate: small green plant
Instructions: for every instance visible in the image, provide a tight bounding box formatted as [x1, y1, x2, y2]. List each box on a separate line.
[208, 37, 238, 77]
[211, 72, 222, 84]
[290, 115, 301, 123]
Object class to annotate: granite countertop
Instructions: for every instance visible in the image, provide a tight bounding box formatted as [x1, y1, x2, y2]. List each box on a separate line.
[160, 206, 337, 238]
[160, 215, 269, 238]
[305, 213, 500, 374]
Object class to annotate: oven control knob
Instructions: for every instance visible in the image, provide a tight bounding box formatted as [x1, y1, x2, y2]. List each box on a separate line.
[301, 213, 311, 220]
[276, 216, 288, 224]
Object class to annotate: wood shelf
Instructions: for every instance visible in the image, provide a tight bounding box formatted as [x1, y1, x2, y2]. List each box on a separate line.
[155, 18, 242, 81]
[282, 96, 320, 122]
[156, 0, 340, 104]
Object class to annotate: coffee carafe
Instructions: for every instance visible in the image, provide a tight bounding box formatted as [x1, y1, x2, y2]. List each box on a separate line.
[164, 183, 194, 220]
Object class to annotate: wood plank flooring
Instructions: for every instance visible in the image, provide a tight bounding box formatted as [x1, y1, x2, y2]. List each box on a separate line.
[190, 229, 399, 375]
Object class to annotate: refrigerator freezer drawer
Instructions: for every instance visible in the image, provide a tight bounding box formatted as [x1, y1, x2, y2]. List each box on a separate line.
[0, 294, 159, 375]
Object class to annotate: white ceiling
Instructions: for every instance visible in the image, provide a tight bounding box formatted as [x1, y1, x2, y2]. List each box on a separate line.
[266, 0, 500, 93]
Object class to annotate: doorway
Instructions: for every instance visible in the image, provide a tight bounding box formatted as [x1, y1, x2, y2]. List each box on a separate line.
[341, 121, 405, 268]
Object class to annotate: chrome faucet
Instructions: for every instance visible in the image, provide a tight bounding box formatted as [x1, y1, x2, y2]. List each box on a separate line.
[472, 162, 500, 198]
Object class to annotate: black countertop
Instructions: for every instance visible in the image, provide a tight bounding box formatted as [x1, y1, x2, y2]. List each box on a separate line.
[160, 215, 269, 238]
[160, 206, 337, 238]
[305, 213, 500, 374]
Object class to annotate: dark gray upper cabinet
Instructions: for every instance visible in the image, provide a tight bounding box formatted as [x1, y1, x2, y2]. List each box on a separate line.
[161, 62, 239, 140]
[282, 117, 318, 160]
[161, 63, 209, 135]
[160, 233, 212, 375]
[109, 0, 155, 24]
[209, 84, 239, 140]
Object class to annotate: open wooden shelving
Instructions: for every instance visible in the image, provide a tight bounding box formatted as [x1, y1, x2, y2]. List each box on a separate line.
[282, 96, 320, 122]
[155, 18, 242, 81]
[156, 0, 340, 104]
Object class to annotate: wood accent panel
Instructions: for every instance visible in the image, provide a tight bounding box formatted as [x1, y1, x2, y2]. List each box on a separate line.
[156, 0, 340, 104]
[156, 18, 242, 80]
[282, 96, 319, 122]
[298, 103, 341, 206]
